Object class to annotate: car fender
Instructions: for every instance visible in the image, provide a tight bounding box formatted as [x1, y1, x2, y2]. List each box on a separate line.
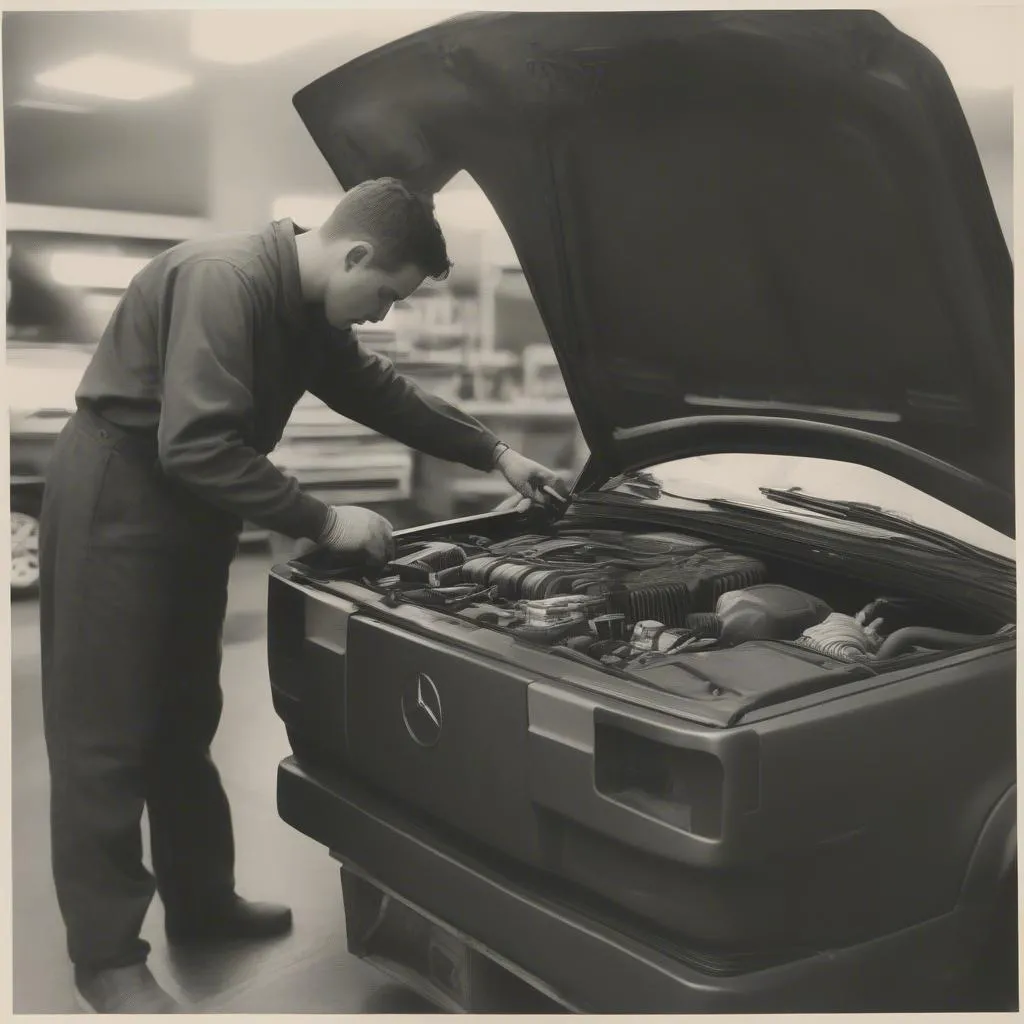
[959, 784, 1017, 907]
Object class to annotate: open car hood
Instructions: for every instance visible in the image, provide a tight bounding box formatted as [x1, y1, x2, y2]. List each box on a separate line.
[293, 11, 1014, 535]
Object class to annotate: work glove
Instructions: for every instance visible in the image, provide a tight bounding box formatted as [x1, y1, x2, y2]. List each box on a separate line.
[494, 445, 570, 509]
[316, 504, 396, 566]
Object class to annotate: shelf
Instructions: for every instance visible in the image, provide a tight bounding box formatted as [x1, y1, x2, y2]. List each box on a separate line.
[6, 203, 211, 241]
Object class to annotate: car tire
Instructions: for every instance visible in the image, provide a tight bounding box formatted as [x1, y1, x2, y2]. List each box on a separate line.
[10, 491, 41, 600]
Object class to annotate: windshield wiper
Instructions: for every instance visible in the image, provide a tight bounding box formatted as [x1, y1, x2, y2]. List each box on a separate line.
[757, 487, 1011, 569]
[584, 485, 1011, 571]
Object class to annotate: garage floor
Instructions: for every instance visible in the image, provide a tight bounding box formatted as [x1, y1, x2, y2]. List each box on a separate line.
[11, 549, 438, 1014]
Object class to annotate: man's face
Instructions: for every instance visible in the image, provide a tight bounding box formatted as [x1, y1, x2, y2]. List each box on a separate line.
[322, 242, 425, 330]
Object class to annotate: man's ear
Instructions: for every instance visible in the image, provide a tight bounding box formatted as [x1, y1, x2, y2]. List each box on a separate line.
[344, 241, 374, 271]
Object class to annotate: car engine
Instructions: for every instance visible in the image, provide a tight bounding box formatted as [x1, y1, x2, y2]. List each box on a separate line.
[344, 527, 1012, 672]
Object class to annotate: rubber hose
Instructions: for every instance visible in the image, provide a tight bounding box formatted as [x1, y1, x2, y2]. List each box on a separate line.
[686, 613, 722, 639]
[877, 627, 1006, 660]
[799, 637, 867, 663]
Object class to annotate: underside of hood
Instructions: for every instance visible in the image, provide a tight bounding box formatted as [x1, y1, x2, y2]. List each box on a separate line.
[293, 11, 1014, 535]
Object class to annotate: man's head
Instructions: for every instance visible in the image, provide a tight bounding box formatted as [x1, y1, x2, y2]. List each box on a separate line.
[298, 177, 451, 329]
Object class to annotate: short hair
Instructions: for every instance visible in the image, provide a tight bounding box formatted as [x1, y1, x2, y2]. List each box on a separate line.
[320, 178, 452, 281]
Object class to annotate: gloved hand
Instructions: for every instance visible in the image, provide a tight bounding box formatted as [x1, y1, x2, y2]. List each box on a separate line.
[316, 504, 396, 566]
[494, 446, 570, 508]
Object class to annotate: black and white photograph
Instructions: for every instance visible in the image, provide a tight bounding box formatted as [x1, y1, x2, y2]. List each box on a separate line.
[4, 3, 1017, 1015]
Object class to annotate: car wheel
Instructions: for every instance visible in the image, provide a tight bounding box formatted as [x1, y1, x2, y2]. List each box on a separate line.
[10, 494, 41, 599]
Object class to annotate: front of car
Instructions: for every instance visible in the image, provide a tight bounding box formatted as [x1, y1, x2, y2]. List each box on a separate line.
[267, 11, 1015, 1013]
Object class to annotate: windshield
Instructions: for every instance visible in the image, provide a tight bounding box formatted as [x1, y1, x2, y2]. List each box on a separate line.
[600, 453, 1015, 560]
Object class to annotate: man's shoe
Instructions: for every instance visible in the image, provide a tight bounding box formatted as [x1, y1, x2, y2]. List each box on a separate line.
[74, 963, 183, 1014]
[165, 894, 293, 946]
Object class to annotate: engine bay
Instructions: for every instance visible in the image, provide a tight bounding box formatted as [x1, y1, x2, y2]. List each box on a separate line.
[313, 525, 1013, 677]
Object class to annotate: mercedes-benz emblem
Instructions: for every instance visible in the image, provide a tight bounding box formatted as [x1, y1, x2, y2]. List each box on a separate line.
[401, 673, 443, 747]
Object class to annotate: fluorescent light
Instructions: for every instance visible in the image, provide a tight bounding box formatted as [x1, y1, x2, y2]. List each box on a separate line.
[36, 54, 193, 102]
[48, 251, 150, 290]
[7, 203, 210, 241]
[271, 194, 340, 227]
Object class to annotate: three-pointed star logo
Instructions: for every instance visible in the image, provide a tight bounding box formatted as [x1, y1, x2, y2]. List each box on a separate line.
[415, 676, 440, 728]
[401, 673, 443, 747]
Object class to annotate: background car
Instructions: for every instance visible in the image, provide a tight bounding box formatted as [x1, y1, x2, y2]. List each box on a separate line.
[7, 248, 95, 598]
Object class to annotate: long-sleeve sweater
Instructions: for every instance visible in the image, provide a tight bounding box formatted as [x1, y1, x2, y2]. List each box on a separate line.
[75, 219, 501, 540]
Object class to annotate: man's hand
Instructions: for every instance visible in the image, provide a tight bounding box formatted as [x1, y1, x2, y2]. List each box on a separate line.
[495, 448, 570, 508]
[317, 505, 396, 565]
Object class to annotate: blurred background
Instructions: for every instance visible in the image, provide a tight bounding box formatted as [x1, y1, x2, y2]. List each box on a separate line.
[3, 8, 1014, 1013]
[4, 6, 1013, 598]
[5, 9, 591, 601]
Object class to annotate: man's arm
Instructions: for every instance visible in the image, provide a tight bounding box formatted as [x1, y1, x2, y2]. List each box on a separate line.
[304, 324, 504, 472]
[157, 259, 330, 540]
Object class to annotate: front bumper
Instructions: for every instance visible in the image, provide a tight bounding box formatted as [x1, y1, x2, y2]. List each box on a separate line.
[277, 757, 986, 1013]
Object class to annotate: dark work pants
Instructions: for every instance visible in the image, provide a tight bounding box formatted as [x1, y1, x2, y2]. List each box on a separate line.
[39, 408, 243, 971]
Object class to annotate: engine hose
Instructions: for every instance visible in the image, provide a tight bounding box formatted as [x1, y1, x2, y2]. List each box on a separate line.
[799, 637, 870, 663]
[876, 626, 1011, 660]
[797, 613, 880, 662]
[686, 613, 722, 639]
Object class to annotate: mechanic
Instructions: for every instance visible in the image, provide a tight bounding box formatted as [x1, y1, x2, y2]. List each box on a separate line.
[38, 177, 568, 1014]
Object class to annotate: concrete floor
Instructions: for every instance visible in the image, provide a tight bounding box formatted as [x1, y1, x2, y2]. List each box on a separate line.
[11, 548, 438, 1014]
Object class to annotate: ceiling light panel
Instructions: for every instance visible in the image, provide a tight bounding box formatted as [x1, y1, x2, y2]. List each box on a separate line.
[35, 54, 193, 102]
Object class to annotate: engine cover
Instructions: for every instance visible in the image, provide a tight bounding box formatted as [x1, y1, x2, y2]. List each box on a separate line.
[459, 530, 767, 627]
